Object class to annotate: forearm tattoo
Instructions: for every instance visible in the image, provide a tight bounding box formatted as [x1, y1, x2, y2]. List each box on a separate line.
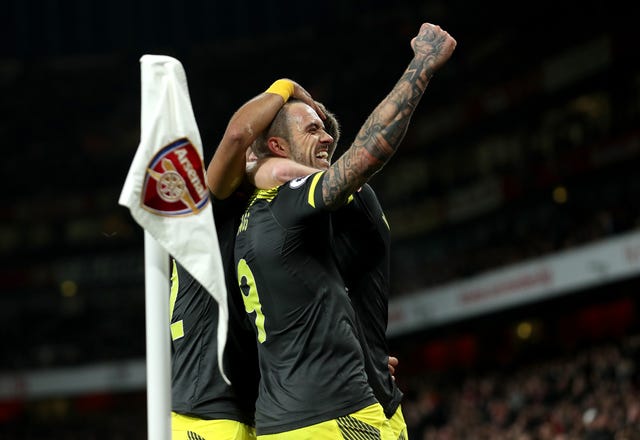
[322, 38, 442, 208]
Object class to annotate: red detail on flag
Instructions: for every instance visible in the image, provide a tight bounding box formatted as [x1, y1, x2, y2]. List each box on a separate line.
[141, 138, 209, 216]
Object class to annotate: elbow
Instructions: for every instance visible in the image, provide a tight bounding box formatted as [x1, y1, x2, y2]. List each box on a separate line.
[225, 126, 250, 149]
[207, 175, 236, 200]
[225, 117, 260, 152]
[271, 162, 291, 183]
[206, 172, 223, 199]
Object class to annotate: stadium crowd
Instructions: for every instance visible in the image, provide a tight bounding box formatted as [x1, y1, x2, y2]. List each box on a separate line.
[403, 335, 640, 439]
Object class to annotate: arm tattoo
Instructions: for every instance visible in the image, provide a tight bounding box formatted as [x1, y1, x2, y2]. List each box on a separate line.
[322, 57, 432, 209]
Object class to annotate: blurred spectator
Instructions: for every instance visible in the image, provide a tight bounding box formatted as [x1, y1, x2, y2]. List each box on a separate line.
[401, 336, 640, 439]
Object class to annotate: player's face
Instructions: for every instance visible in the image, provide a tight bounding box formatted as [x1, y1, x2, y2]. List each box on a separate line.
[286, 102, 334, 169]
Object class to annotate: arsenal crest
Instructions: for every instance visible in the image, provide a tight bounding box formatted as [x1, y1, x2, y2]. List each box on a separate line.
[142, 138, 209, 216]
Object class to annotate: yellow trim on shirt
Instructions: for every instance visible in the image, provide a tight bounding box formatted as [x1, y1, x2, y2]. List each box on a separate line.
[169, 260, 184, 341]
[308, 172, 324, 208]
[252, 187, 278, 204]
[169, 260, 179, 319]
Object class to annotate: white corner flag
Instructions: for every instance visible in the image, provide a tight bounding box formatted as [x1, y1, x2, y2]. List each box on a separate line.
[119, 55, 230, 438]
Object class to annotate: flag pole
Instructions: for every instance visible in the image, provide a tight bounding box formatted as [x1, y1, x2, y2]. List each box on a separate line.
[143, 230, 171, 440]
[120, 55, 229, 439]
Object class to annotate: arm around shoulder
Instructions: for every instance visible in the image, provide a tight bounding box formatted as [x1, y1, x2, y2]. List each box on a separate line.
[249, 157, 321, 190]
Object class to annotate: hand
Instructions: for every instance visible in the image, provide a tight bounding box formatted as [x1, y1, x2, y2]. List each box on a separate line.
[290, 80, 326, 119]
[388, 355, 399, 381]
[411, 22, 457, 75]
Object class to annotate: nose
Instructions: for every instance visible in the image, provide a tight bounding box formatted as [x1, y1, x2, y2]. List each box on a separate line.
[320, 130, 333, 145]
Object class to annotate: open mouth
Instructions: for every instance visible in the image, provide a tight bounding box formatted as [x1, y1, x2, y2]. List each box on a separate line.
[316, 150, 329, 160]
[315, 150, 330, 168]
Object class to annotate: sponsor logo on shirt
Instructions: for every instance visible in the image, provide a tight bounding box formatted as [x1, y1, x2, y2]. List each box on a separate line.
[289, 174, 312, 189]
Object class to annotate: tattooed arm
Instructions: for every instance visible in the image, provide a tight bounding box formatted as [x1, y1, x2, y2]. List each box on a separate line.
[322, 22, 456, 209]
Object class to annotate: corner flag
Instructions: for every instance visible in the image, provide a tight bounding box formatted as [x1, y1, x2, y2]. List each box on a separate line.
[118, 55, 230, 437]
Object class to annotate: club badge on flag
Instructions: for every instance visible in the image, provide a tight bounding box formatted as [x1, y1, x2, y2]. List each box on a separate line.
[119, 55, 229, 384]
[142, 138, 209, 216]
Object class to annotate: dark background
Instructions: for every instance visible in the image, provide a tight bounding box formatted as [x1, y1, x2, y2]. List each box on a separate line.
[2, 0, 640, 438]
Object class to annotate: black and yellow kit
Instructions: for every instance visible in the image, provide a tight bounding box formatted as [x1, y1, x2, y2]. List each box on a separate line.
[234, 172, 377, 435]
[331, 183, 404, 419]
[171, 192, 259, 426]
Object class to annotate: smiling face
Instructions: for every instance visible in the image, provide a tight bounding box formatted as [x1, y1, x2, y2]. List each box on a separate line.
[281, 101, 335, 169]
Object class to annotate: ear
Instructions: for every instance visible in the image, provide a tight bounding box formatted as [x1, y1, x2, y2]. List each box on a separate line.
[267, 137, 289, 158]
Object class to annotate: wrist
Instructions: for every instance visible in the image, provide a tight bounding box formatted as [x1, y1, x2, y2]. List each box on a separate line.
[265, 79, 295, 102]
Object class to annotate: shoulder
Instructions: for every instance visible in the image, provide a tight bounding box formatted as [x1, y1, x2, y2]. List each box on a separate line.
[287, 172, 322, 190]
[255, 171, 328, 217]
[356, 183, 380, 205]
